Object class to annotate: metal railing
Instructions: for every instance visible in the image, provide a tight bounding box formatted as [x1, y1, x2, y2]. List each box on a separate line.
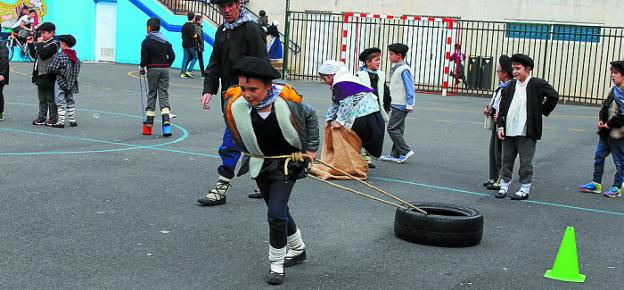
[285, 10, 624, 104]
[158, 0, 301, 54]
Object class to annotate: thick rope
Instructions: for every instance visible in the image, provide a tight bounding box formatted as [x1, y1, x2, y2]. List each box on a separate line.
[309, 175, 409, 210]
[244, 152, 427, 214]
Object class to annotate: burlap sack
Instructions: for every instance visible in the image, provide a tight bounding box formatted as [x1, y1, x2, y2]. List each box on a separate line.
[310, 126, 368, 180]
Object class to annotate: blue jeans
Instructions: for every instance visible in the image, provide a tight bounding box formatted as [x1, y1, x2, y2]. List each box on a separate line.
[593, 137, 624, 187]
[181, 47, 198, 74]
[217, 126, 242, 179]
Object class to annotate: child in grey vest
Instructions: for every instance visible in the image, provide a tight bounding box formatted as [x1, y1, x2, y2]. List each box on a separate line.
[380, 43, 415, 163]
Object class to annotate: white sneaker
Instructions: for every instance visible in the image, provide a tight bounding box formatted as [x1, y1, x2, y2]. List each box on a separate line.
[396, 150, 415, 163]
[379, 154, 399, 162]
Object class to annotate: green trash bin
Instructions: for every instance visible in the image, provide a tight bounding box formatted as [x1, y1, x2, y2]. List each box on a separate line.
[467, 56, 481, 89]
[479, 56, 493, 90]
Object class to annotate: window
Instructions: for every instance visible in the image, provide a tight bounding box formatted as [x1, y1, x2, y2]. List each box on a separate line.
[506, 23, 551, 40]
[506, 23, 601, 43]
[552, 25, 600, 43]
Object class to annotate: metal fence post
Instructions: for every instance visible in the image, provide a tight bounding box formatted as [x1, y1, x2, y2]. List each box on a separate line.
[282, 0, 291, 79]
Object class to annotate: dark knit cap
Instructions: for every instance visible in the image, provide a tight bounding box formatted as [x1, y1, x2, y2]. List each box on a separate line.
[510, 54, 534, 70]
[388, 43, 409, 56]
[37, 22, 56, 32]
[210, 0, 238, 4]
[499, 55, 513, 77]
[58, 34, 76, 48]
[359, 47, 382, 62]
[611, 61, 624, 75]
[233, 56, 281, 80]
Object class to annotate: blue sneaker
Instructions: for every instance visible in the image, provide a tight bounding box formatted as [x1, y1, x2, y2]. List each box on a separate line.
[603, 186, 622, 198]
[578, 181, 602, 194]
[396, 150, 415, 163]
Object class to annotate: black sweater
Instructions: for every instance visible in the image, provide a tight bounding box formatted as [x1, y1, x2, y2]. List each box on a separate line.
[140, 38, 175, 69]
[181, 22, 196, 48]
[496, 77, 559, 140]
[0, 45, 9, 85]
[366, 71, 391, 112]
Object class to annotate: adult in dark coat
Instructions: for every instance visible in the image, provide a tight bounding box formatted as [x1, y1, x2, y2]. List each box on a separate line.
[495, 54, 559, 200]
[198, 0, 270, 206]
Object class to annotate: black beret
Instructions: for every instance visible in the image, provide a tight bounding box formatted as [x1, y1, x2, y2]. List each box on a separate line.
[210, 0, 238, 4]
[233, 56, 281, 80]
[58, 34, 76, 48]
[359, 47, 381, 62]
[498, 55, 513, 77]
[37, 22, 56, 32]
[611, 61, 624, 75]
[388, 43, 408, 55]
[510, 54, 534, 70]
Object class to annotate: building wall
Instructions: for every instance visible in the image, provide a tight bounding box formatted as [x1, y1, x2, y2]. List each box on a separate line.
[38, 0, 97, 61]
[250, 0, 623, 37]
[23, 0, 217, 68]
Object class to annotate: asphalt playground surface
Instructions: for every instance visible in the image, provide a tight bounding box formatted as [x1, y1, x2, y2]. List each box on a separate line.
[1, 62, 623, 290]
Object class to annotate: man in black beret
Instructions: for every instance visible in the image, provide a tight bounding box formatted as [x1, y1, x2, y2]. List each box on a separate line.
[31, 21, 59, 126]
[198, 0, 271, 205]
[495, 53, 559, 200]
[223, 56, 318, 285]
[482, 55, 513, 190]
[578, 60, 624, 197]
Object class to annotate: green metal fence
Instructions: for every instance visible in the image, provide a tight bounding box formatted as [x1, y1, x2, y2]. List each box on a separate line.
[284, 10, 624, 104]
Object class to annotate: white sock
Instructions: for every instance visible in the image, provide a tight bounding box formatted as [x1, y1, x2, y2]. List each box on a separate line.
[286, 229, 305, 258]
[520, 183, 531, 193]
[269, 245, 287, 274]
[500, 180, 510, 191]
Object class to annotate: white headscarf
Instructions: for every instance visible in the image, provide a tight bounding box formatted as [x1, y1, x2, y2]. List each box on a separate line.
[319, 60, 347, 75]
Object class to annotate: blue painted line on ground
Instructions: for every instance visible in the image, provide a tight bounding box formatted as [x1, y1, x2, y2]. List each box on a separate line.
[0, 104, 189, 156]
[4, 103, 622, 217]
[370, 176, 624, 217]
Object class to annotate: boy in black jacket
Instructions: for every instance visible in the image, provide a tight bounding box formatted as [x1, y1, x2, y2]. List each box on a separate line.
[578, 61, 624, 197]
[495, 54, 559, 200]
[31, 22, 59, 126]
[140, 17, 175, 137]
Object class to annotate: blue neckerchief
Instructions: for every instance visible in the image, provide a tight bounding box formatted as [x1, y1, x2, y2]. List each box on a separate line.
[499, 79, 512, 88]
[147, 31, 167, 43]
[255, 84, 281, 110]
[223, 9, 254, 31]
[359, 66, 378, 75]
[613, 86, 624, 115]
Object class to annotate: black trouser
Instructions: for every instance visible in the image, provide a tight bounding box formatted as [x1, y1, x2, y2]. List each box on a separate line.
[351, 111, 385, 158]
[37, 82, 57, 121]
[256, 178, 298, 249]
[488, 120, 503, 180]
[0, 84, 4, 113]
[197, 49, 205, 76]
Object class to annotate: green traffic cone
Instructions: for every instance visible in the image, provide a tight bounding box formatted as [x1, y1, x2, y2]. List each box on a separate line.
[544, 226, 586, 283]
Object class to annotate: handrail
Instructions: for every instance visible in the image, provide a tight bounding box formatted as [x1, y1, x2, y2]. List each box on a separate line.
[159, 0, 301, 54]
